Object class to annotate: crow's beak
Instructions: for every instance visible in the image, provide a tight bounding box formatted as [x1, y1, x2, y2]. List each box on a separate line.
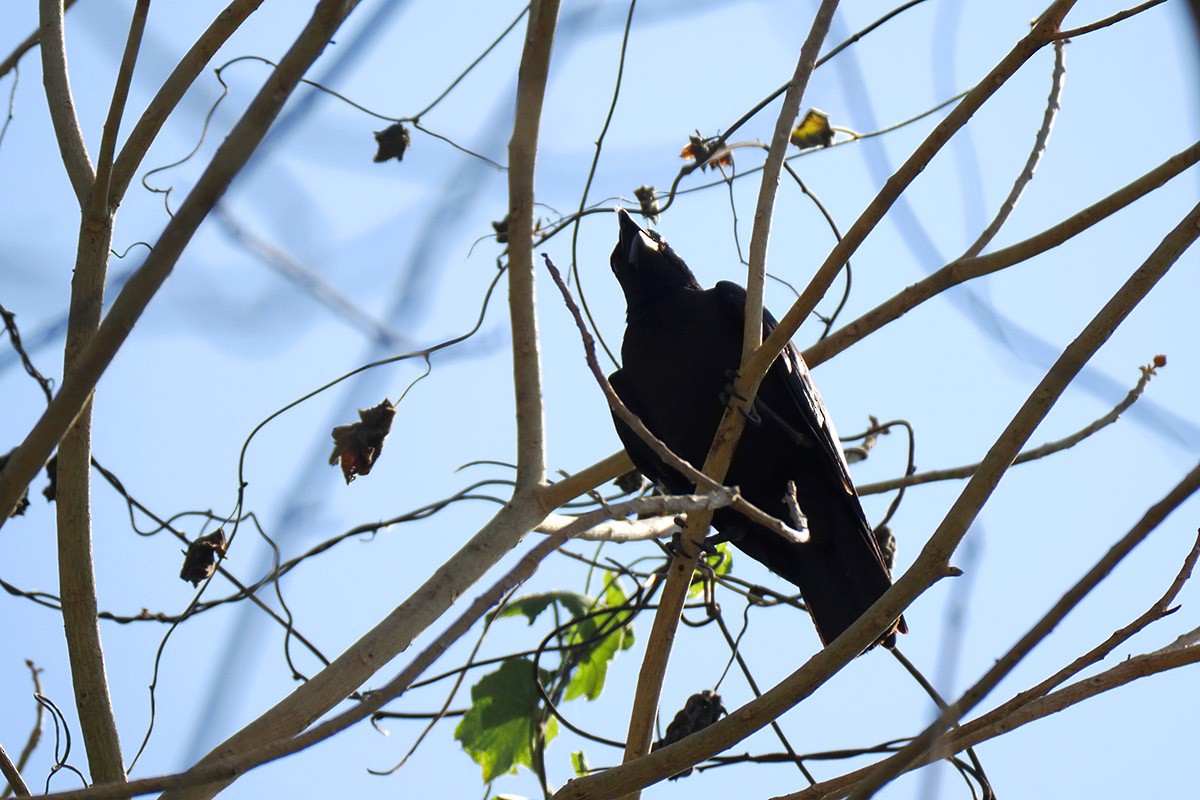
[616, 207, 655, 265]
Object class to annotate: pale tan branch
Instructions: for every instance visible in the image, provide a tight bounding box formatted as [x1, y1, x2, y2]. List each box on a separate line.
[747, 1, 1078, 389]
[0, 0, 81, 81]
[785, 531, 1200, 800]
[959, 529, 1200, 744]
[553, 128, 1197, 800]
[94, 0, 148, 200]
[1054, 0, 1167, 40]
[538, 450, 633, 512]
[842, 212, 1200, 797]
[0, 1, 361, 528]
[858, 359, 1162, 495]
[542, 256, 806, 544]
[38, 0, 95, 205]
[536, 512, 677, 543]
[960, 38, 1065, 259]
[796, 470, 1200, 800]
[804, 138, 1200, 368]
[0, 742, 31, 798]
[28, 494, 735, 800]
[109, 0, 267, 206]
[507, 0, 560, 491]
[783, 639, 1200, 800]
[51, 4, 152, 785]
[617, 6, 842, 790]
[950, 641, 1200, 752]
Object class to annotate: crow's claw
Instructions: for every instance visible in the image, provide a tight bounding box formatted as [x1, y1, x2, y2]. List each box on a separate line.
[663, 532, 695, 560]
[720, 370, 762, 425]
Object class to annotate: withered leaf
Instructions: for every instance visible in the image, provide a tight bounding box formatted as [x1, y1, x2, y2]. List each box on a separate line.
[789, 108, 834, 150]
[680, 133, 732, 171]
[180, 530, 227, 587]
[330, 399, 397, 483]
[492, 215, 510, 244]
[373, 123, 412, 163]
[1, 451, 30, 518]
[43, 454, 58, 502]
[652, 690, 727, 780]
[633, 185, 660, 224]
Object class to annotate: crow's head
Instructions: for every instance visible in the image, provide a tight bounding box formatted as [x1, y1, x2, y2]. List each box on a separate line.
[611, 208, 701, 306]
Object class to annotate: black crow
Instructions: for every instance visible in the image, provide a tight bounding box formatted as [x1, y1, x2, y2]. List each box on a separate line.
[607, 209, 905, 649]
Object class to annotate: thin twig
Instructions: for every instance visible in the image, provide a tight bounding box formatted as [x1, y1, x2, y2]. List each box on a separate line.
[410, 3, 530, 120]
[0, 303, 54, 403]
[542, 254, 807, 544]
[616, 4, 841, 794]
[28, 495, 735, 800]
[1054, 0, 1167, 39]
[0, 0, 82, 81]
[110, 0, 267, 204]
[37, 0, 94, 205]
[959, 38, 1065, 259]
[552, 121, 1197, 800]
[567, 0, 638, 369]
[94, 0, 149, 207]
[3, 663, 45, 800]
[0, 0, 363, 528]
[803, 138, 1200, 368]
[858, 359, 1162, 494]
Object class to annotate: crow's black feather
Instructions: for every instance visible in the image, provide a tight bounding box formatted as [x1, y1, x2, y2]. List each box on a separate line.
[607, 208, 904, 649]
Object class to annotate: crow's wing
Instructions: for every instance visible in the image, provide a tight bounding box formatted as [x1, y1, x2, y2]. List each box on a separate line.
[608, 368, 690, 495]
[711, 282, 862, 501]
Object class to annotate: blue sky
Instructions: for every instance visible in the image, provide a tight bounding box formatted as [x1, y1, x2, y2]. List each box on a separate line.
[2, 1, 1198, 798]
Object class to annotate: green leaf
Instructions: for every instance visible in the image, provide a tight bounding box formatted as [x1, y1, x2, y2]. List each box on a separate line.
[570, 750, 591, 777]
[604, 577, 636, 652]
[492, 591, 592, 624]
[689, 542, 733, 597]
[563, 576, 635, 701]
[455, 659, 558, 782]
[708, 542, 733, 576]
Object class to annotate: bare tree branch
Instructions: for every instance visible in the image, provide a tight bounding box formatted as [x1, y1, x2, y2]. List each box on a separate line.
[959, 38, 1065, 259]
[785, 524, 1200, 800]
[553, 168, 1198, 800]
[845, 457, 1200, 798]
[858, 358, 1162, 494]
[536, 512, 676, 543]
[1054, 0, 1167, 39]
[507, 0, 560, 491]
[804, 138, 1200, 368]
[0, 0, 362, 527]
[617, 6, 841, 787]
[744, 1, 1078, 388]
[52, 1, 151, 784]
[539, 451, 632, 511]
[38, 0, 95, 205]
[27, 494, 735, 800]
[109, 0, 267, 205]
[0, 0, 81, 81]
[0, 742, 31, 798]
